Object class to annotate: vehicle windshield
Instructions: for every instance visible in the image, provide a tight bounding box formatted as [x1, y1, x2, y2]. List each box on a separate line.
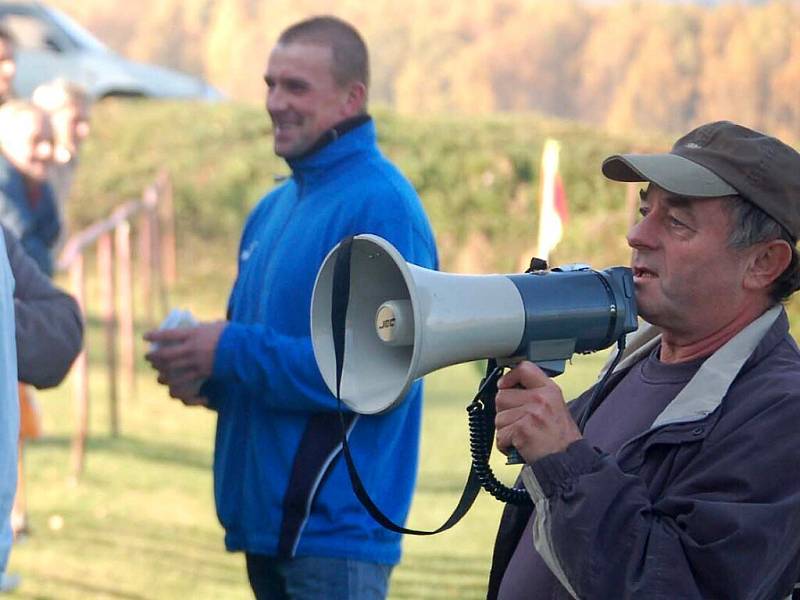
[45, 5, 107, 53]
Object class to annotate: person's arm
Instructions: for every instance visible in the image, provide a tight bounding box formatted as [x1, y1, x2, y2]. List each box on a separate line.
[18, 236, 53, 276]
[214, 216, 436, 412]
[496, 361, 800, 599]
[144, 321, 224, 408]
[523, 436, 800, 599]
[146, 216, 437, 412]
[4, 226, 83, 388]
[0, 190, 25, 243]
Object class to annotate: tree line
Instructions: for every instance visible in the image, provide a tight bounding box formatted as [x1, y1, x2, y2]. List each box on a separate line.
[50, 0, 799, 141]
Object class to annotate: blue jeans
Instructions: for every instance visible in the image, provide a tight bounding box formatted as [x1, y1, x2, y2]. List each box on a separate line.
[245, 554, 393, 600]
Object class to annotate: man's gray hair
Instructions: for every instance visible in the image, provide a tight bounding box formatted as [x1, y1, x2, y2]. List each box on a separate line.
[727, 195, 800, 303]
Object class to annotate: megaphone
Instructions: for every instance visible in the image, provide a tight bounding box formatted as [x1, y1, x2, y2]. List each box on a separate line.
[311, 234, 637, 415]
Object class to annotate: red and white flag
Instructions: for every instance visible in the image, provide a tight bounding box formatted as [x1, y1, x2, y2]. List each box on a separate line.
[535, 139, 569, 263]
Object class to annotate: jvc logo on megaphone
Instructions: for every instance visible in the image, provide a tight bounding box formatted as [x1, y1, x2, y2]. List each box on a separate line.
[375, 300, 414, 346]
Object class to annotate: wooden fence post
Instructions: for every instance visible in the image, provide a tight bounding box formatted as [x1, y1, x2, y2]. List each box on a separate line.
[97, 233, 118, 436]
[58, 173, 175, 475]
[158, 173, 177, 289]
[138, 208, 154, 329]
[148, 195, 167, 317]
[115, 220, 135, 399]
[69, 253, 89, 481]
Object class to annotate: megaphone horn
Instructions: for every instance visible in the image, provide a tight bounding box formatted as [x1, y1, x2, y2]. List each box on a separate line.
[311, 234, 637, 415]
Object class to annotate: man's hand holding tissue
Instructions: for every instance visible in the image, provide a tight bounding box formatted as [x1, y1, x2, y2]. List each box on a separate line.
[144, 320, 227, 406]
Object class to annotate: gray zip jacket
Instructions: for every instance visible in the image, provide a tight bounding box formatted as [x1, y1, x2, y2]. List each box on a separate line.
[489, 306, 800, 599]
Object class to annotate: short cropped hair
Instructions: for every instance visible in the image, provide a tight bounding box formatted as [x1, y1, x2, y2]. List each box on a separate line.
[277, 16, 369, 89]
[726, 196, 800, 303]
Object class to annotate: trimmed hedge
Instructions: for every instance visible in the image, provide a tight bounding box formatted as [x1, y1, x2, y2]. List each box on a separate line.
[68, 99, 799, 327]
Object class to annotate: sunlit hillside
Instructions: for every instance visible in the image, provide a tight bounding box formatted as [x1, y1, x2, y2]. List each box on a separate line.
[45, 0, 800, 142]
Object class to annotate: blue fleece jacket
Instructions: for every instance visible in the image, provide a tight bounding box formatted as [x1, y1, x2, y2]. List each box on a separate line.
[205, 119, 438, 565]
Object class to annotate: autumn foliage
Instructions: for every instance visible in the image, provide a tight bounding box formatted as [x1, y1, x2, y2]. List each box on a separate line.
[48, 0, 800, 142]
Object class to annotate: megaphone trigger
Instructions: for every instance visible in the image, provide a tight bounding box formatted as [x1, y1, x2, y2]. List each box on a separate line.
[505, 449, 525, 465]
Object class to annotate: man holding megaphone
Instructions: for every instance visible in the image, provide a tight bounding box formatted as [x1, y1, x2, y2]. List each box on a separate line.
[145, 16, 437, 600]
[488, 122, 800, 599]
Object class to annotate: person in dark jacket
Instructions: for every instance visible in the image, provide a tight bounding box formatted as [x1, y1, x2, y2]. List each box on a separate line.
[6, 220, 83, 538]
[1, 222, 82, 588]
[489, 121, 800, 600]
[3, 222, 82, 386]
[0, 99, 62, 545]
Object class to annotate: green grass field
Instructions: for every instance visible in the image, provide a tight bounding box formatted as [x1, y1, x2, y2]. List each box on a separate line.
[17, 99, 796, 598]
[6, 304, 606, 599]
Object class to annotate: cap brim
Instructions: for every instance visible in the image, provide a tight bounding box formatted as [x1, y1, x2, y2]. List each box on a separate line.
[602, 153, 738, 197]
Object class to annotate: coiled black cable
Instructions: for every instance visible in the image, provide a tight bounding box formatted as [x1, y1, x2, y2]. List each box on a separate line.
[466, 362, 533, 506]
[465, 333, 625, 506]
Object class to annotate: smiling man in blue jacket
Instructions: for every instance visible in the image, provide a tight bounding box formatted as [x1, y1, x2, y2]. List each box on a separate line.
[145, 16, 437, 600]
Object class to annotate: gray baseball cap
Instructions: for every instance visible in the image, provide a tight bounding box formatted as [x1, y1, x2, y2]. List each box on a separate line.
[602, 120, 800, 240]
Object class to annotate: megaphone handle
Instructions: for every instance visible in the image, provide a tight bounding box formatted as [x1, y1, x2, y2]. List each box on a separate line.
[505, 383, 525, 465]
[502, 372, 557, 465]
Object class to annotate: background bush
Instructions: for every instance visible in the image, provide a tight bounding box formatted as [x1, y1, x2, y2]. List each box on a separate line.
[68, 99, 800, 325]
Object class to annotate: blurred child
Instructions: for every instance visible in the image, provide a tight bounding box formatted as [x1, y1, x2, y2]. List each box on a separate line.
[32, 79, 91, 209]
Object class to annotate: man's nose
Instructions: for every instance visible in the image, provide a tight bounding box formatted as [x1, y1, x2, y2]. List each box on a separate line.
[266, 87, 285, 114]
[626, 214, 658, 250]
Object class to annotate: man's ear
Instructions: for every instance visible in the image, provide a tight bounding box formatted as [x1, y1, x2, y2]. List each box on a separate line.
[743, 239, 792, 291]
[343, 81, 367, 117]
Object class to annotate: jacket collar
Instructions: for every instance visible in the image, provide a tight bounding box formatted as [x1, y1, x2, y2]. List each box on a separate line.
[611, 306, 789, 378]
[603, 305, 787, 430]
[286, 116, 376, 179]
[650, 304, 783, 428]
[296, 114, 371, 158]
